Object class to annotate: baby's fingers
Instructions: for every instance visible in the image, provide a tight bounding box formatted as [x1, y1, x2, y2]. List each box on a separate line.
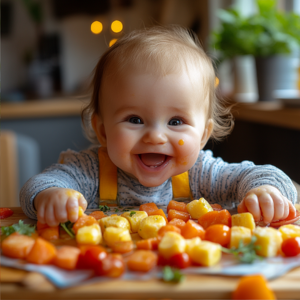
[243, 193, 261, 222]
[258, 193, 274, 224]
[78, 195, 87, 212]
[66, 197, 79, 223]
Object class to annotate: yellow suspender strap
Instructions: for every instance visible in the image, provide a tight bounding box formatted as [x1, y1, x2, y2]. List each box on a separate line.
[98, 147, 118, 205]
[172, 171, 191, 200]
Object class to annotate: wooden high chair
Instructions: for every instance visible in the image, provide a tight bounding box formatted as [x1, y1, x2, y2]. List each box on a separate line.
[0, 131, 19, 207]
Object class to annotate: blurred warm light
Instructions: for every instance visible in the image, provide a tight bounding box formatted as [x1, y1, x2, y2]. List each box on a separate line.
[111, 20, 123, 33]
[91, 21, 103, 34]
[109, 39, 118, 47]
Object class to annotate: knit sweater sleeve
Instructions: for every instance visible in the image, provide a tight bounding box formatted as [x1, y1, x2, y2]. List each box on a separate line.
[20, 147, 99, 220]
[189, 150, 297, 208]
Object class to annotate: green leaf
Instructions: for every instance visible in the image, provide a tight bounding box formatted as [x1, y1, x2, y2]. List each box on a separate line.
[1, 220, 36, 237]
[99, 205, 110, 212]
[162, 266, 185, 283]
[129, 211, 136, 217]
[60, 221, 75, 238]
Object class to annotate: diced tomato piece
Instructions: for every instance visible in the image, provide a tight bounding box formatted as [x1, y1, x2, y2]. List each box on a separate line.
[1, 232, 35, 259]
[148, 209, 168, 223]
[39, 226, 59, 240]
[169, 218, 186, 231]
[168, 209, 190, 222]
[111, 241, 134, 254]
[0, 208, 14, 219]
[169, 252, 192, 269]
[281, 237, 300, 257]
[270, 210, 300, 228]
[167, 200, 188, 213]
[53, 246, 80, 270]
[73, 215, 98, 234]
[157, 254, 170, 266]
[157, 225, 181, 241]
[198, 209, 231, 229]
[127, 250, 158, 272]
[205, 224, 231, 247]
[26, 237, 57, 264]
[139, 202, 159, 215]
[95, 253, 125, 277]
[88, 211, 107, 220]
[181, 220, 205, 240]
[136, 237, 159, 251]
[211, 204, 223, 211]
[77, 245, 107, 269]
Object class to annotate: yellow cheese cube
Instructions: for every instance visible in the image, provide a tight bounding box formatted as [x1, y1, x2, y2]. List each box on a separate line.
[99, 216, 130, 234]
[189, 241, 221, 267]
[185, 237, 201, 257]
[253, 227, 282, 257]
[138, 215, 166, 239]
[231, 213, 256, 231]
[121, 211, 148, 233]
[279, 224, 300, 241]
[230, 226, 252, 249]
[103, 227, 131, 247]
[76, 224, 102, 245]
[158, 231, 186, 259]
[186, 198, 213, 219]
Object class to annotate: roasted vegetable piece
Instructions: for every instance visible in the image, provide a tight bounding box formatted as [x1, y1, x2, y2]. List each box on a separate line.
[94, 253, 125, 277]
[157, 224, 181, 241]
[76, 224, 102, 245]
[136, 237, 159, 250]
[186, 198, 213, 219]
[168, 218, 186, 231]
[169, 252, 191, 269]
[99, 216, 131, 233]
[281, 237, 300, 257]
[88, 211, 107, 220]
[121, 211, 148, 233]
[167, 200, 188, 213]
[232, 275, 276, 300]
[138, 215, 166, 239]
[26, 237, 57, 264]
[80, 245, 107, 269]
[158, 231, 186, 259]
[168, 209, 190, 222]
[0, 208, 14, 219]
[279, 224, 300, 241]
[39, 226, 59, 240]
[148, 209, 168, 224]
[185, 237, 201, 257]
[204, 224, 231, 247]
[231, 212, 256, 231]
[111, 241, 134, 254]
[181, 220, 205, 240]
[198, 209, 232, 229]
[127, 250, 158, 272]
[103, 227, 131, 247]
[1, 232, 35, 259]
[54, 246, 80, 270]
[139, 202, 159, 214]
[270, 209, 300, 227]
[73, 215, 99, 234]
[211, 204, 223, 211]
[230, 226, 252, 249]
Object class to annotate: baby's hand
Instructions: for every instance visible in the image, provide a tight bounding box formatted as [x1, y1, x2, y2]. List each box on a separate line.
[237, 185, 296, 224]
[34, 187, 87, 226]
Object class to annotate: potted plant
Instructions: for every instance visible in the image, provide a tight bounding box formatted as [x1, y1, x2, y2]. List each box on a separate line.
[211, 0, 300, 101]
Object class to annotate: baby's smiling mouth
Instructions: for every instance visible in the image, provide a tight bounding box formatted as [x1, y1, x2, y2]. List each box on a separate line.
[139, 153, 168, 168]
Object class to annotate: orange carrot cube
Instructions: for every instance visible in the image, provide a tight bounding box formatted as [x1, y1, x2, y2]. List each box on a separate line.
[139, 203, 159, 214]
[72, 215, 98, 234]
[53, 246, 80, 270]
[127, 250, 158, 272]
[181, 220, 205, 239]
[168, 209, 190, 222]
[39, 226, 59, 240]
[167, 200, 188, 213]
[148, 209, 168, 223]
[157, 225, 181, 241]
[88, 211, 107, 220]
[111, 241, 134, 254]
[136, 237, 159, 251]
[169, 218, 186, 231]
[198, 209, 232, 230]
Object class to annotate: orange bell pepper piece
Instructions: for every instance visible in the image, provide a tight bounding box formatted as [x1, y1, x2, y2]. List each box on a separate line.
[148, 209, 168, 223]
[136, 237, 159, 251]
[167, 200, 188, 213]
[181, 220, 205, 239]
[72, 215, 98, 234]
[232, 275, 276, 299]
[139, 202, 159, 214]
[1, 232, 35, 259]
[168, 218, 186, 231]
[127, 250, 158, 272]
[26, 237, 57, 264]
[168, 209, 190, 222]
[53, 246, 80, 270]
[198, 209, 232, 230]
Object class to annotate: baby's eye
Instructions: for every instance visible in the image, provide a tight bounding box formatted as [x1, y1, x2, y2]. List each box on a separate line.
[168, 118, 183, 126]
[129, 116, 143, 124]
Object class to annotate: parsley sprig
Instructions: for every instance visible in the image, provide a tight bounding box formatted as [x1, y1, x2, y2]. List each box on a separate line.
[129, 211, 136, 217]
[60, 221, 75, 238]
[222, 236, 262, 264]
[162, 266, 185, 283]
[1, 220, 36, 237]
[99, 205, 110, 212]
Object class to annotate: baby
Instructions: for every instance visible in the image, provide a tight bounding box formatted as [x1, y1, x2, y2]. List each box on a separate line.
[20, 25, 297, 227]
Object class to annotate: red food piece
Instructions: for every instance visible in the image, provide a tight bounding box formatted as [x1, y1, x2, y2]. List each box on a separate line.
[167, 200, 188, 213]
[198, 209, 232, 229]
[77, 245, 107, 269]
[0, 208, 14, 219]
[94, 254, 125, 277]
[281, 237, 300, 257]
[270, 210, 300, 228]
[168, 209, 190, 222]
[169, 252, 192, 269]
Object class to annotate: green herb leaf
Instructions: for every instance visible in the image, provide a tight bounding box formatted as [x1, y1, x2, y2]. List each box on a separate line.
[60, 221, 75, 238]
[99, 205, 110, 212]
[222, 236, 262, 264]
[162, 266, 185, 283]
[1, 220, 36, 237]
[129, 211, 136, 217]
[114, 208, 120, 212]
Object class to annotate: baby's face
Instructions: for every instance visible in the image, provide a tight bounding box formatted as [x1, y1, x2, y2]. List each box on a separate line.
[94, 69, 213, 187]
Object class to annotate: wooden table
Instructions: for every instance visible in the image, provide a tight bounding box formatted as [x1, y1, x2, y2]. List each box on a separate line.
[1, 208, 300, 299]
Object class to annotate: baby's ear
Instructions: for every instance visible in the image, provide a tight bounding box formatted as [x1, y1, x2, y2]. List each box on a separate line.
[200, 119, 214, 149]
[91, 114, 107, 146]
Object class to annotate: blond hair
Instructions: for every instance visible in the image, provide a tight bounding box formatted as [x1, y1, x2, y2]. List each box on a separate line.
[81, 25, 233, 144]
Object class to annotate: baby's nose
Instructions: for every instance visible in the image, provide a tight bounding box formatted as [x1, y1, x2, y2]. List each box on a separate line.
[142, 128, 167, 145]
